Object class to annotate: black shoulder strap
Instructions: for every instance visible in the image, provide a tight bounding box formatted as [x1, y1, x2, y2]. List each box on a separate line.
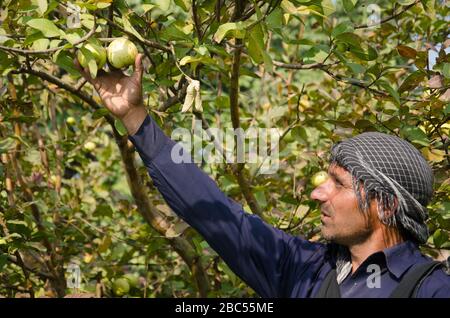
[314, 269, 341, 298]
[390, 261, 443, 298]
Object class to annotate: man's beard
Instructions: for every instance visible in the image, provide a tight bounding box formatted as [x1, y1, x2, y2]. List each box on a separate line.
[321, 224, 372, 246]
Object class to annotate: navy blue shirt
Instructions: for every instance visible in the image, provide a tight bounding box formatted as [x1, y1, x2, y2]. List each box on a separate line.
[128, 114, 450, 298]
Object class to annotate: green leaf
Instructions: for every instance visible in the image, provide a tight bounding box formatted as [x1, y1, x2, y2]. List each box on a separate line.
[27, 18, 62, 38]
[154, 0, 171, 11]
[366, 45, 378, 61]
[398, 0, 417, 5]
[114, 119, 128, 136]
[292, 126, 308, 142]
[54, 50, 79, 76]
[213, 22, 249, 43]
[366, 64, 382, 79]
[266, 7, 283, 32]
[122, 15, 145, 42]
[0, 254, 7, 271]
[286, 38, 315, 45]
[433, 229, 448, 248]
[415, 51, 427, 69]
[279, 194, 298, 205]
[336, 32, 362, 48]
[355, 119, 375, 130]
[78, 46, 99, 78]
[444, 104, 450, 115]
[204, 44, 229, 57]
[254, 0, 264, 19]
[160, 24, 194, 42]
[80, 13, 95, 29]
[246, 24, 265, 64]
[174, 0, 189, 11]
[262, 51, 273, 73]
[343, 0, 357, 12]
[33, 0, 48, 15]
[23, 149, 41, 165]
[87, 55, 98, 79]
[379, 80, 400, 106]
[401, 125, 430, 147]
[7, 220, 31, 237]
[98, 235, 112, 253]
[218, 262, 238, 285]
[331, 22, 354, 38]
[23, 31, 45, 46]
[398, 71, 426, 93]
[254, 190, 267, 209]
[0, 137, 16, 153]
[94, 204, 114, 218]
[179, 55, 216, 71]
[92, 108, 110, 120]
[280, 0, 298, 14]
[303, 45, 329, 64]
[196, 45, 209, 56]
[347, 63, 365, 74]
[347, 44, 377, 61]
[141, 4, 156, 13]
[442, 63, 450, 79]
[322, 0, 336, 16]
[32, 38, 49, 51]
[62, 33, 81, 45]
[383, 117, 402, 130]
[179, 56, 196, 66]
[0, 50, 13, 71]
[96, 2, 111, 9]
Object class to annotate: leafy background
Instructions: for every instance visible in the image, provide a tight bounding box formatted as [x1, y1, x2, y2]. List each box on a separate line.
[0, 0, 449, 297]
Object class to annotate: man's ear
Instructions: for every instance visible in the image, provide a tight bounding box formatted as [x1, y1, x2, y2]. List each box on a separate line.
[377, 196, 398, 220]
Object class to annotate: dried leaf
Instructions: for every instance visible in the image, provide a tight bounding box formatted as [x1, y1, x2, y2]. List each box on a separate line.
[397, 45, 417, 58]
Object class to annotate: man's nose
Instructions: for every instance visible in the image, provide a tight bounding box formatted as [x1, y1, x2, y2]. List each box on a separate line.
[310, 182, 330, 202]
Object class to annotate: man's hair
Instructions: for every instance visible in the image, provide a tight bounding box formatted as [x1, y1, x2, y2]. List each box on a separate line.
[329, 132, 434, 244]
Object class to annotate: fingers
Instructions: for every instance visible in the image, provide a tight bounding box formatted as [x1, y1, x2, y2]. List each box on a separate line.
[132, 53, 144, 82]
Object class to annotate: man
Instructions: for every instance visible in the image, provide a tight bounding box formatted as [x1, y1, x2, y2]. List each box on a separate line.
[75, 54, 450, 298]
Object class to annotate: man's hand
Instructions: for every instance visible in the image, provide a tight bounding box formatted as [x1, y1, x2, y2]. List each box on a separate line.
[74, 53, 147, 135]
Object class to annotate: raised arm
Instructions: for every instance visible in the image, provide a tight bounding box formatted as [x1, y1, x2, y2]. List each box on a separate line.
[75, 55, 326, 297]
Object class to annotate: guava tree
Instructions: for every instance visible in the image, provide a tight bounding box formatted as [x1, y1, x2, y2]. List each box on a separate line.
[0, 0, 449, 297]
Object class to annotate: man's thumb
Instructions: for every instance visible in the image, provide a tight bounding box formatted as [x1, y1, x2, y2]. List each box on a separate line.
[133, 53, 144, 82]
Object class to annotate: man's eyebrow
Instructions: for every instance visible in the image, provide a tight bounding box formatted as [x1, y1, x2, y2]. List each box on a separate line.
[329, 170, 348, 185]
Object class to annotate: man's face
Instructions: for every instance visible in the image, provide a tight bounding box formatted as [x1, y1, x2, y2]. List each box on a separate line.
[310, 164, 375, 246]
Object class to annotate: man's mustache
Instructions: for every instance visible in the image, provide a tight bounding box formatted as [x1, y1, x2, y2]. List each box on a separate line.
[320, 205, 332, 217]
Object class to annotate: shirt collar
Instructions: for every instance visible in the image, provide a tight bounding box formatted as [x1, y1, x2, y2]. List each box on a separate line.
[383, 240, 423, 279]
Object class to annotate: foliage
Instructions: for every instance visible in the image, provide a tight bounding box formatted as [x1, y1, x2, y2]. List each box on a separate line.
[0, 0, 449, 297]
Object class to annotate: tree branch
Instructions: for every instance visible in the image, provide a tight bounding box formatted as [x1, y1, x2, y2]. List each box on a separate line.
[7, 255, 54, 280]
[11, 66, 108, 115]
[192, 0, 203, 41]
[114, 133, 210, 297]
[159, 80, 189, 112]
[355, 0, 420, 29]
[228, 1, 263, 218]
[0, 22, 96, 55]
[273, 60, 339, 70]
[104, 17, 171, 53]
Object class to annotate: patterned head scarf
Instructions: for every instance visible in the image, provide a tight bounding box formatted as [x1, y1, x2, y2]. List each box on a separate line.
[329, 132, 434, 244]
